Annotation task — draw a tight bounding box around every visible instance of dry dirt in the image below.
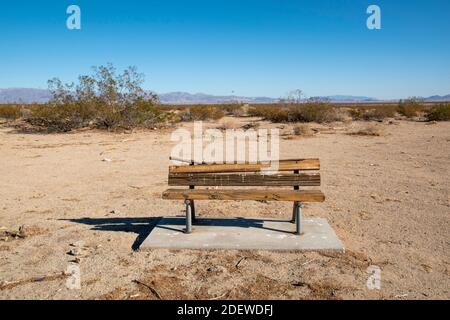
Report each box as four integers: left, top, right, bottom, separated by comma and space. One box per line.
0, 118, 449, 300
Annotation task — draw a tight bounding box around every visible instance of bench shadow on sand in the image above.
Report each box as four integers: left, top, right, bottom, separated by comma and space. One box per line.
62, 216, 293, 250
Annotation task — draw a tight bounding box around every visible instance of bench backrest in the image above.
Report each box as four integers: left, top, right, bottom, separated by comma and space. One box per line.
168, 159, 320, 187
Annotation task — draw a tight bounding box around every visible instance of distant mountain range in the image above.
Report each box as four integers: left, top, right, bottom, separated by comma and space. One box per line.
424, 94, 450, 102
1, 88, 449, 104
0, 88, 52, 103
310, 95, 380, 102
158, 92, 276, 104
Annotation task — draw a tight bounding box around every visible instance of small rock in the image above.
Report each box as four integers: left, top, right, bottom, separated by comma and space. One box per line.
421, 264, 433, 273
207, 266, 226, 273
70, 240, 85, 248
18, 225, 26, 238
102, 158, 112, 162
67, 247, 86, 256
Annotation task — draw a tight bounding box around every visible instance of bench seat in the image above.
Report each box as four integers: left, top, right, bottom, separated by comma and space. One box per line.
162, 188, 325, 202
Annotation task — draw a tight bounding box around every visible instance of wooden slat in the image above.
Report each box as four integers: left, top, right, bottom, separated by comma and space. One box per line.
169, 172, 320, 186
162, 189, 325, 202
169, 159, 320, 174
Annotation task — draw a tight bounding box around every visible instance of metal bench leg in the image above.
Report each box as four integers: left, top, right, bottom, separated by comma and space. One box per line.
191, 200, 196, 224
185, 200, 192, 234
291, 202, 296, 223
295, 201, 303, 235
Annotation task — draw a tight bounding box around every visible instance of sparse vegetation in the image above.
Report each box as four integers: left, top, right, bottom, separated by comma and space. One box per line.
215, 119, 239, 131
222, 104, 245, 117
426, 103, 450, 121
179, 105, 224, 121
349, 106, 396, 121
348, 124, 383, 136
397, 97, 424, 118
1, 88, 445, 132
0, 105, 22, 120
288, 100, 343, 123
24, 64, 170, 132
248, 100, 344, 123
293, 124, 313, 136
248, 105, 289, 122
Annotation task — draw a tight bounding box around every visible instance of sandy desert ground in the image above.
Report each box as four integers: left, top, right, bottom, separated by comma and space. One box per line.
0, 117, 449, 300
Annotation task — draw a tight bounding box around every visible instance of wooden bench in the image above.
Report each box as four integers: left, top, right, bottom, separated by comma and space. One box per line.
162, 158, 325, 235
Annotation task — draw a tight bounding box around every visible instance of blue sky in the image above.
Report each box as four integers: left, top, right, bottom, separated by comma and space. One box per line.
1, 0, 449, 99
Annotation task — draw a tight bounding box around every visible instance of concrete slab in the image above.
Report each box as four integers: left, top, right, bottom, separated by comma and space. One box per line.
140, 216, 343, 251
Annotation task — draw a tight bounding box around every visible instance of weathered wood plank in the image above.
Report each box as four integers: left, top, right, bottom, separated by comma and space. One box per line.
168, 172, 320, 187
169, 159, 320, 174
162, 189, 325, 202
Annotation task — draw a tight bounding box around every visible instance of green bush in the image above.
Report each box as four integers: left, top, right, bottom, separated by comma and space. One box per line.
426, 104, 450, 121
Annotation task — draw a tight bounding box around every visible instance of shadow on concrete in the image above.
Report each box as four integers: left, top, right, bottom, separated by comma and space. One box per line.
157, 217, 293, 234
62, 216, 294, 250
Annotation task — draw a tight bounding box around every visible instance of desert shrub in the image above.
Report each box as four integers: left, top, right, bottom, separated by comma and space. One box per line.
181, 105, 225, 121
426, 103, 450, 121
363, 109, 392, 121
293, 124, 312, 136
215, 119, 241, 131
0, 105, 22, 120
222, 104, 244, 117
25, 64, 167, 131
247, 105, 290, 122
177, 109, 192, 122
28, 102, 97, 132
261, 106, 290, 122
247, 101, 341, 123
397, 98, 424, 118
349, 106, 395, 121
348, 124, 383, 136
247, 105, 280, 118
348, 108, 364, 120
287, 101, 340, 123
96, 100, 169, 129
